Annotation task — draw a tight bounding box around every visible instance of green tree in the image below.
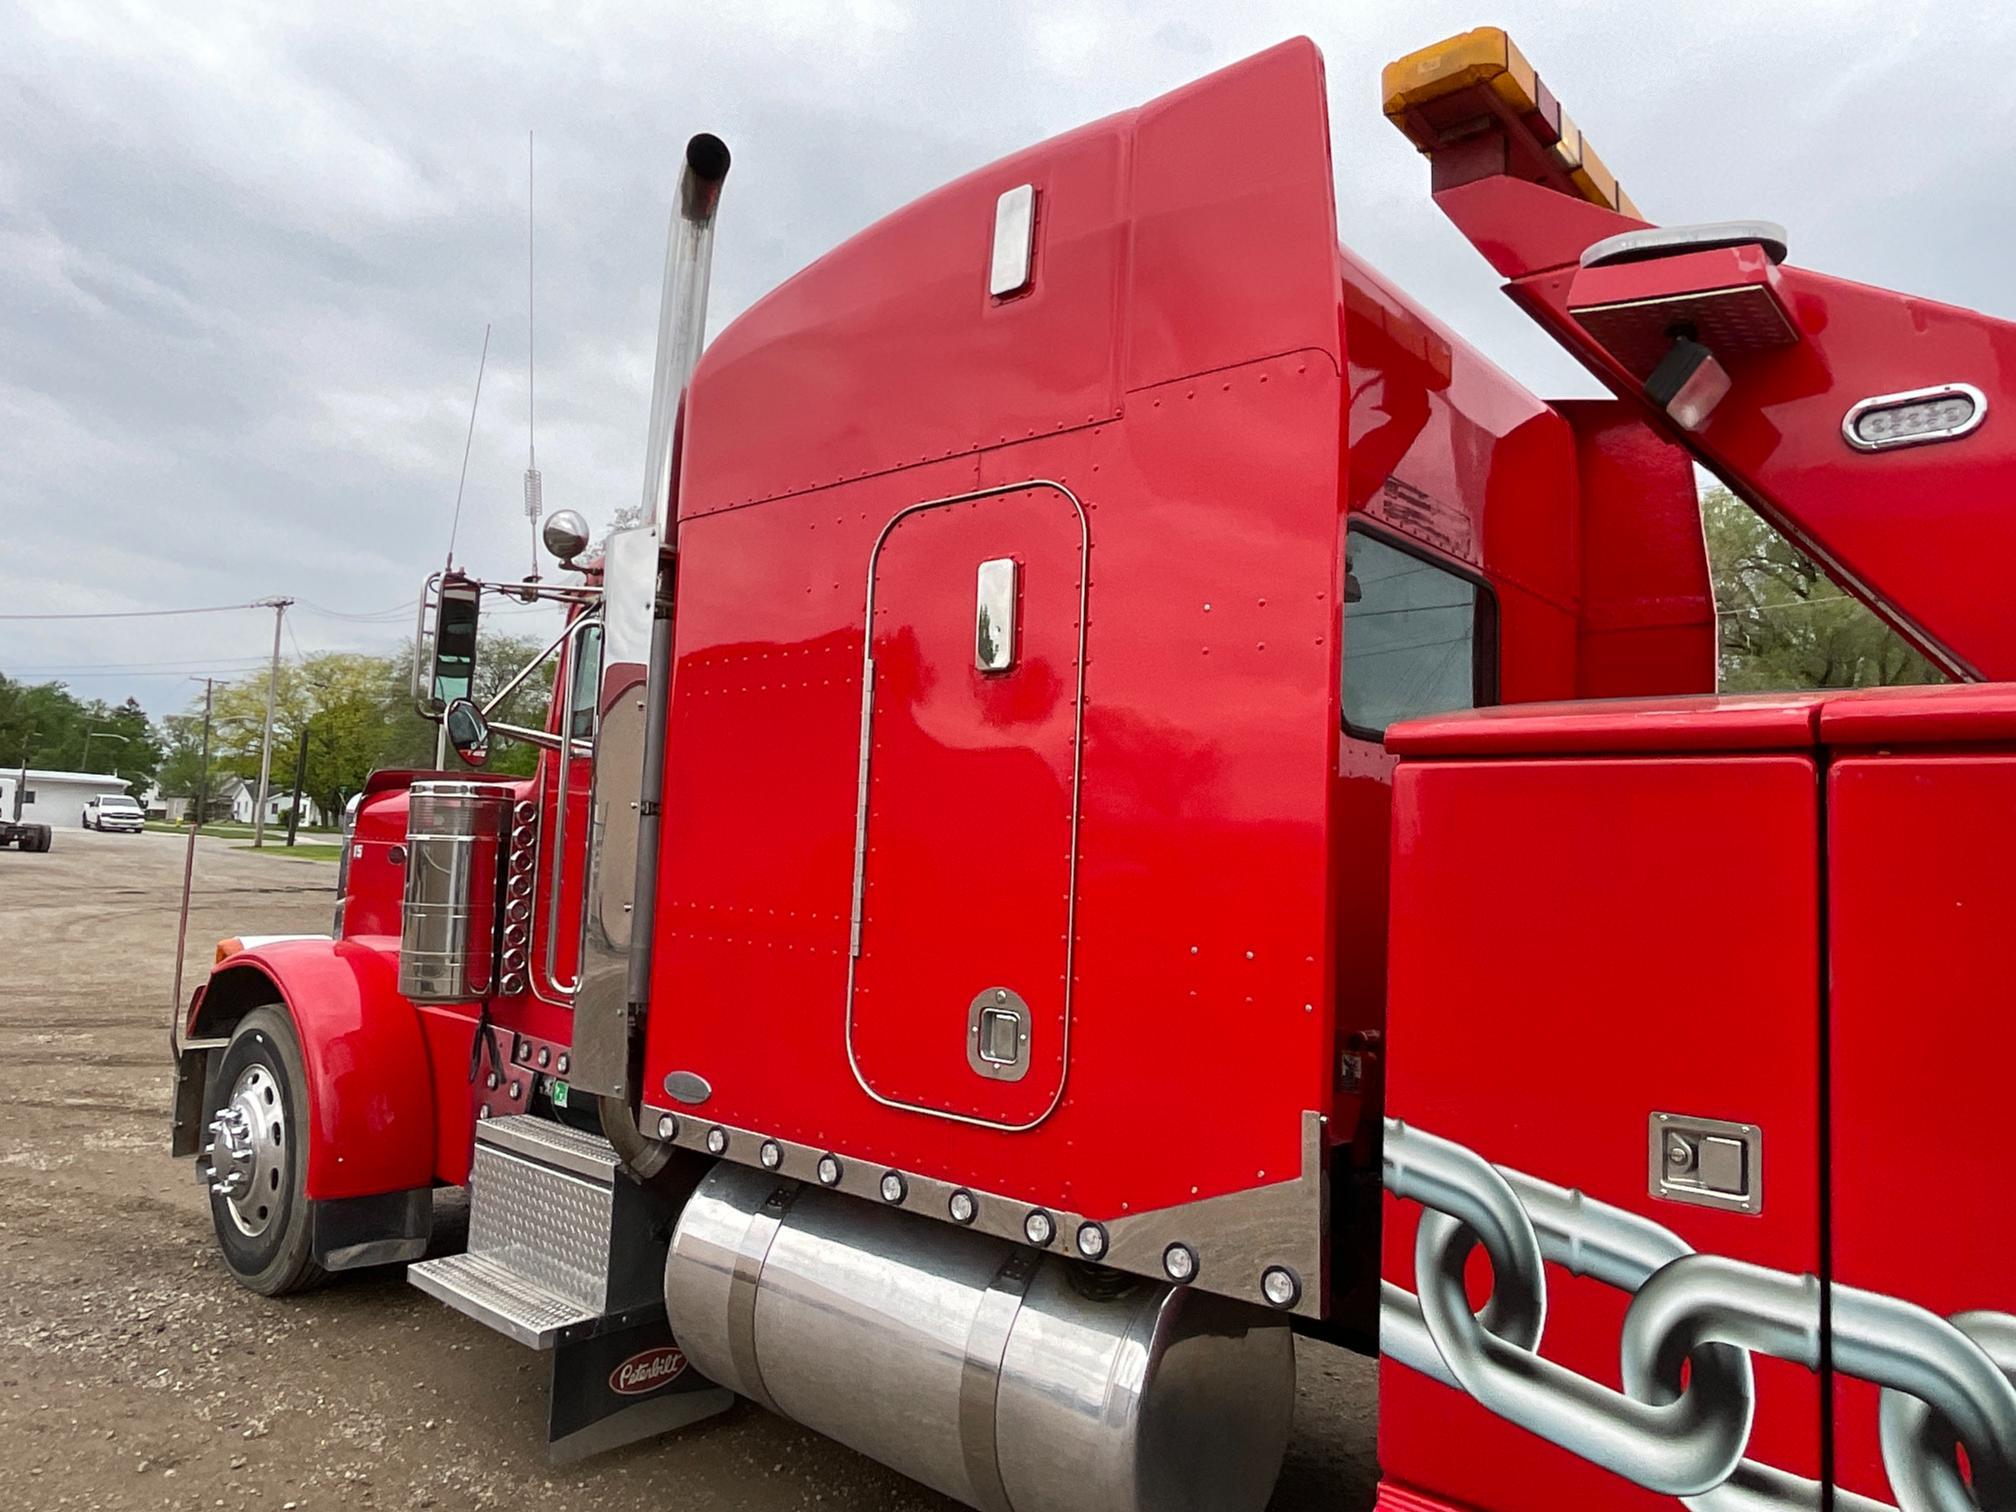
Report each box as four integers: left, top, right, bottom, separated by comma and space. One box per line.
190, 632, 557, 816
0, 677, 162, 790
1703, 486, 1942, 691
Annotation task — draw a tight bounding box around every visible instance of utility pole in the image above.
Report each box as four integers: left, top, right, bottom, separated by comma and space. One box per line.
251, 596, 293, 847
286, 719, 310, 847
170, 678, 214, 1037
12, 726, 31, 824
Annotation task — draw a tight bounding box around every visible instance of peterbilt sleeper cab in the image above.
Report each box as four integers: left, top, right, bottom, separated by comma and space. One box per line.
170, 28, 2016, 1512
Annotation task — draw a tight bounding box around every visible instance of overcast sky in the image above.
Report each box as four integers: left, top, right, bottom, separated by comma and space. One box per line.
6, 0, 2014, 720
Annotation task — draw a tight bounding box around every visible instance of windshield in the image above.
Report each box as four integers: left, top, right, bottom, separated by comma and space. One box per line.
101, 797, 140, 810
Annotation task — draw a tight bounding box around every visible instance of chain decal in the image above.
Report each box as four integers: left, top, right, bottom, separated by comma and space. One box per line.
1381, 1120, 2016, 1512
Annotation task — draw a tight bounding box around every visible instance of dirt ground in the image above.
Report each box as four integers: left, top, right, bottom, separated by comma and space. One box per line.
0, 828, 1380, 1510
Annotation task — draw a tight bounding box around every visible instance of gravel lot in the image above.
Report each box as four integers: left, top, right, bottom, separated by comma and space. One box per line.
0, 827, 1379, 1510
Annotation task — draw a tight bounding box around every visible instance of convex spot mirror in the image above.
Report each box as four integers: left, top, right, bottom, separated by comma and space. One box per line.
430, 578, 481, 714
444, 698, 490, 768
542, 509, 590, 567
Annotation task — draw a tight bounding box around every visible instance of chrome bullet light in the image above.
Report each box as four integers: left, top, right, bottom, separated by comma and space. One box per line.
760, 1140, 783, 1170
705, 1126, 728, 1155
1024, 1209, 1055, 1247
656, 1112, 678, 1140
1261, 1265, 1301, 1310
947, 1189, 977, 1225
816, 1153, 842, 1187
879, 1171, 908, 1205
1074, 1222, 1108, 1261
1163, 1243, 1199, 1283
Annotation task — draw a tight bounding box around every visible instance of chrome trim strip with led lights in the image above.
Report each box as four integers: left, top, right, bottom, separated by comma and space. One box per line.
1841, 382, 1987, 452
641, 1103, 1329, 1319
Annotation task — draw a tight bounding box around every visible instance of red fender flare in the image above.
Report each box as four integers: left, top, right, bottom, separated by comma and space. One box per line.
188, 940, 433, 1201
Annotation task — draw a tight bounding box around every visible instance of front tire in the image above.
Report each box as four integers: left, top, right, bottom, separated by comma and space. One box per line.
203, 1006, 324, 1296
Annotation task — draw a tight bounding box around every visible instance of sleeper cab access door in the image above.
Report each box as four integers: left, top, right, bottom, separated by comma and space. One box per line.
847, 482, 1088, 1129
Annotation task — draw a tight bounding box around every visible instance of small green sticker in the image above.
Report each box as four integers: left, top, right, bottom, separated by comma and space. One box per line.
550, 1080, 569, 1108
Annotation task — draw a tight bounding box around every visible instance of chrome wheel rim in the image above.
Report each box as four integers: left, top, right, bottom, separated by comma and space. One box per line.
207, 1064, 286, 1238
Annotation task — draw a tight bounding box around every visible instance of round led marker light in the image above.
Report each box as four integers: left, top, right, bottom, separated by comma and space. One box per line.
759, 1140, 783, 1170
1261, 1266, 1302, 1310
1074, 1222, 1108, 1261
655, 1113, 678, 1141
879, 1171, 908, 1205
948, 1189, 977, 1225
816, 1154, 842, 1187
705, 1126, 728, 1156
1024, 1209, 1056, 1247
1844, 384, 1985, 452
1163, 1244, 1198, 1283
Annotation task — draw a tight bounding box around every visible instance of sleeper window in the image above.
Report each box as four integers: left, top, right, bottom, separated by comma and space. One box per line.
1342, 530, 1493, 737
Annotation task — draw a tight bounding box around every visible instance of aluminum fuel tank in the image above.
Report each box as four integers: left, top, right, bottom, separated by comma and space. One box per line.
663, 1161, 1294, 1512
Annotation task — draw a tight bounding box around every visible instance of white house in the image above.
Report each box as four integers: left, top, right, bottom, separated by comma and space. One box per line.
218, 776, 324, 829
5, 769, 132, 829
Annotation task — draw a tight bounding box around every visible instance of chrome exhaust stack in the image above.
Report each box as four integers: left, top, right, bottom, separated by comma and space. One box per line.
572, 134, 731, 1103
665, 1163, 1296, 1512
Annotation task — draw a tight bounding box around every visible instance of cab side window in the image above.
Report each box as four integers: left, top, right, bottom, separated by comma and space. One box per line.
1342, 528, 1496, 738
567, 623, 604, 742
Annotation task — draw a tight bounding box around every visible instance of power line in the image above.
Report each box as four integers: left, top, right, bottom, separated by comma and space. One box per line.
0, 602, 265, 621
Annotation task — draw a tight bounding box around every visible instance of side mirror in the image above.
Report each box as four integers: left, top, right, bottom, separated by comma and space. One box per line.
429, 577, 481, 713
443, 698, 491, 767
542, 509, 591, 567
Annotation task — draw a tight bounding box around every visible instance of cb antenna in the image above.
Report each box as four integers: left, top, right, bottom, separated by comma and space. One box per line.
523, 129, 543, 586
445, 321, 491, 572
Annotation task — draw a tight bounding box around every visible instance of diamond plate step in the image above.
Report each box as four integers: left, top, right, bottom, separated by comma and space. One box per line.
409, 1115, 674, 1351
478, 1114, 623, 1182
409, 1250, 599, 1349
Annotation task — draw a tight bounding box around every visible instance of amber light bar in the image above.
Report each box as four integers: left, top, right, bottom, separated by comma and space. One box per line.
1382, 27, 1642, 220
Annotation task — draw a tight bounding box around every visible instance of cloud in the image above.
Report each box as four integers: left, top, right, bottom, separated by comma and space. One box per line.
4, 0, 2013, 715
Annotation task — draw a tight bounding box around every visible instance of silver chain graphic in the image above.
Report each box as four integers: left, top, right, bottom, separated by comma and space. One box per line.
1381, 1119, 2016, 1512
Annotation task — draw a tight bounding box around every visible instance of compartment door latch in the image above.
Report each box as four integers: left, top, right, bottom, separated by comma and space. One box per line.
1650, 1112, 1761, 1214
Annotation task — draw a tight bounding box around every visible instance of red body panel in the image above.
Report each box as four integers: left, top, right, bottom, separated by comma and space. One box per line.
1826, 687, 2016, 1504
1381, 742, 1824, 1509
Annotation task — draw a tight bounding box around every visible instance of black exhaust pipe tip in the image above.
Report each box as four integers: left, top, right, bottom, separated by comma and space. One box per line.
686, 132, 731, 185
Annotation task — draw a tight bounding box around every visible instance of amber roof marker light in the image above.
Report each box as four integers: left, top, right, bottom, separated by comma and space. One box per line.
1382, 27, 1642, 219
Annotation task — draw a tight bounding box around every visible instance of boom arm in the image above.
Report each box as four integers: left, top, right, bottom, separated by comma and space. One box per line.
1386, 28, 2016, 681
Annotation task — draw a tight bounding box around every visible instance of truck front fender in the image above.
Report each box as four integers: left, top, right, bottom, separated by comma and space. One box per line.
186, 939, 434, 1202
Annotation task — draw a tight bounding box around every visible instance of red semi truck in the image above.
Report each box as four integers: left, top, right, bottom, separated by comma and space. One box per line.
169, 29, 2016, 1511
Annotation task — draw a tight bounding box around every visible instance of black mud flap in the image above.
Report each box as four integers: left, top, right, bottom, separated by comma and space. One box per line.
548, 1312, 734, 1464
311, 1188, 432, 1271
169, 1046, 212, 1159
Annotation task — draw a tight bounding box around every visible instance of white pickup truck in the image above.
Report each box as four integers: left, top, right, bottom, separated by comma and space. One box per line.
82, 793, 144, 832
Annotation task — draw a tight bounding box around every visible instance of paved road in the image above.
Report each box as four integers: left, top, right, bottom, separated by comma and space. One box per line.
0, 828, 1380, 1510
